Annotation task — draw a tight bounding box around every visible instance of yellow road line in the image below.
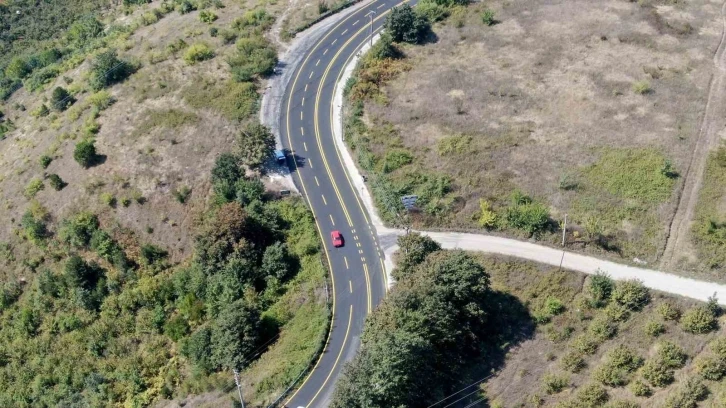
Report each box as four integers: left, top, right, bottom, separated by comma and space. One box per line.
281, 2, 380, 403
329, 214, 335, 226
322, 194, 327, 205
344, 256, 349, 269
349, 280, 353, 293
363, 263, 372, 313
307, 306, 353, 407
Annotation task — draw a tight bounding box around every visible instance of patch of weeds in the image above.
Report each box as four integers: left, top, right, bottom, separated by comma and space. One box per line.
382, 149, 413, 173
135, 109, 199, 134
681, 305, 717, 334
437, 134, 472, 156
24, 179, 45, 199
181, 78, 258, 122
561, 350, 586, 372
632, 80, 651, 94
593, 345, 643, 387
657, 302, 681, 321
541, 373, 569, 394
183, 43, 215, 65
100, 192, 116, 207
481, 9, 496, 26
173, 186, 192, 204
692, 146, 726, 268
39, 155, 52, 169
47, 174, 65, 191
644, 320, 665, 337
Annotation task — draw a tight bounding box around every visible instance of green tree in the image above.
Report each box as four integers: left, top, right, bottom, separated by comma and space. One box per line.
228, 36, 277, 82
73, 139, 98, 168
236, 123, 275, 169
182, 326, 214, 372
392, 232, 441, 281
588, 271, 614, 307
611, 279, 650, 311
210, 299, 261, 370
88, 49, 133, 91
67, 16, 104, 45
261, 242, 291, 281
235, 177, 265, 206
50, 86, 74, 111
386, 5, 430, 44
5, 57, 31, 80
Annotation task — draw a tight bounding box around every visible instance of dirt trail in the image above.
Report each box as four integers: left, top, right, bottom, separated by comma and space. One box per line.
661, 0, 726, 268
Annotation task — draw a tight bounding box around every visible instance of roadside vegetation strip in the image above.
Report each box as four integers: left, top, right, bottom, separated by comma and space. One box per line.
692, 146, 726, 272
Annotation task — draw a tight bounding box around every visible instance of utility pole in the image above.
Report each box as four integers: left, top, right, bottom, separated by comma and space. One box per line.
561, 214, 567, 247
366, 10, 376, 46
233, 369, 245, 408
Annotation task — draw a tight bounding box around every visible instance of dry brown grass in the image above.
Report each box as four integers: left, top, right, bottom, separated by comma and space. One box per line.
362, 0, 722, 267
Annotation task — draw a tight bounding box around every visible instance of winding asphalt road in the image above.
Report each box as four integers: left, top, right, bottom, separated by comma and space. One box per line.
278, 1, 407, 406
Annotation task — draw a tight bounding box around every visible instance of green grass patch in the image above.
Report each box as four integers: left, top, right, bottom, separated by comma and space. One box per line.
692, 146, 726, 268
181, 78, 258, 122
133, 109, 200, 136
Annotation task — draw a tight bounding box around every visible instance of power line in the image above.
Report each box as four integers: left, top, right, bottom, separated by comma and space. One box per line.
462, 396, 487, 408
426, 372, 497, 408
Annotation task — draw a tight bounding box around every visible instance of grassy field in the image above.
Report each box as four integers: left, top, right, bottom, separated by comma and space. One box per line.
690, 146, 726, 279
347, 0, 722, 267
475, 254, 726, 407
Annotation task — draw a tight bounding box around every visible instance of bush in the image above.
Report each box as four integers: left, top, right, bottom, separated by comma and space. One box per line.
39, 155, 52, 169
695, 355, 726, 380
24, 179, 45, 198
417, 0, 450, 22
573, 383, 609, 407
588, 315, 617, 342
604, 303, 630, 322
573, 334, 599, 355
382, 149, 413, 173
173, 186, 192, 204
656, 341, 687, 368
184, 43, 215, 65
644, 320, 665, 337
605, 401, 639, 408
561, 350, 586, 373
478, 199, 497, 228
50, 86, 74, 111
199, 10, 218, 23
31, 104, 50, 118
657, 302, 681, 321
386, 4, 430, 44
5, 57, 32, 80
100, 192, 116, 207
632, 80, 651, 95
542, 373, 569, 394
588, 271, 614, 307
663, 377, 708, 408
87, 90, 115, 110
611, 279, 649, 311
629, 378, 651, 397
89, 49, 134, 91
681, 305, 717, 334
228, 36, 277, 81
641, 359, 674, 387
481, 9, 496, 26
74, 139, 98, 168
67, 16, 104, 45
710, 337, 726, 358
47, 174, 65, 190
176, 0, 197, 13
503, 191, 550, 236
594, 345, 643, 387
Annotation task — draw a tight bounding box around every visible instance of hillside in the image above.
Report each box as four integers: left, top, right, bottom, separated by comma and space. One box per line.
0, 0, 344, 406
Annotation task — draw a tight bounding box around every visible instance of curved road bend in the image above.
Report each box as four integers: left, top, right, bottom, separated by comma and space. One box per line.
279, 1, 408, 407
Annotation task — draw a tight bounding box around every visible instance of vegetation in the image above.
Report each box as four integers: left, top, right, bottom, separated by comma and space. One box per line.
386, 4, 431, 44
183, 43, 215, 65
693, 146, 726, 269
236, 123, 276, 169
88, 49, 135, 91
73, 139, 99, 168
47, 174, 66, 191
50, 86, 74, 111
228, 36, 278, 81
331, 236, 518, 407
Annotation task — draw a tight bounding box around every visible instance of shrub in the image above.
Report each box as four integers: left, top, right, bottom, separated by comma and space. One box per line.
89, 49, 134, 91
695, 355, 726, 380
632, 80, 651, 95
641, 359, 674, 387
503, 191, 550, 236
710, 338, 726, 358
22, 211, 49, 244
588, 271, 614, 307
86, 90, 114, 110
100, 193, 116, 207
386, 4, 430, 44
573, 334, 599, 355
588, 315, 617, 342
605, 401, 639, 408
74, 140, 98, 168
629, 378, 651, 397
31, 104, 50, 118
67, 16, 104, 45
184, 43, 215, 65
176, 0, 197, 13
542, 373, 569, 394
24, 179, 45, 198
573, 383, 609, 407
663, 377, 708, 408
594, 345, 643, 387
5, 57, 32, 80
561, 350, 586, 372
39, 155, 52, 169
50, 87, 74, 111
199, 10, 218, 23
121, 197, 131, 207
382, 149, 413, 173
173, 186, 192, 204
611, 279, 649, 311
657, 302, 681, 321
681, 305, 717, 334
228, 36, 277, 81
478, 199, 497, 228
47, 174, 65, 190
481, 9, 496, 26
417, 0, 450, 22
656, 341, 687, 368
644, 320, 665, 337
236, 123, 275, 169
604, 303, 630, 322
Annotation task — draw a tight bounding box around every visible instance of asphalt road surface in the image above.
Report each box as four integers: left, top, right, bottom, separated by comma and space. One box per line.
278, 1, 408, 406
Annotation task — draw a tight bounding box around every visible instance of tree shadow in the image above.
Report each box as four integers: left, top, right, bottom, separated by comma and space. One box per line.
87, 154, 107, 168
445, 290, 535, 407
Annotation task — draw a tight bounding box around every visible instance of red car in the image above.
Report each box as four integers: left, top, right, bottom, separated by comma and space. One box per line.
331, 230, 344, 247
